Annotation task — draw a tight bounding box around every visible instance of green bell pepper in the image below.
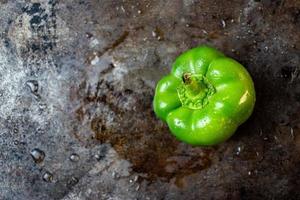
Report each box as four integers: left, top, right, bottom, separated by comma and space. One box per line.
153, 45, 255, 146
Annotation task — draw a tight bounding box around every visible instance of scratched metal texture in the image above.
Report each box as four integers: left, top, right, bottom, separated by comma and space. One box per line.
0, 0, 299, 199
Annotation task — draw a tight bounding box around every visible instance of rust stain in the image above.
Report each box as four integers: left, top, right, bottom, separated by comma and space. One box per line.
73, 79, 214, 185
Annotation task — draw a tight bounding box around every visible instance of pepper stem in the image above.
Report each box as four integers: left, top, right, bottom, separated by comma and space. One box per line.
183, 73, 206, 96
177, 73, 215, 109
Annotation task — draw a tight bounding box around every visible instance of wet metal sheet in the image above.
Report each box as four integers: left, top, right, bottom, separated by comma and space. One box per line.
0, 0, 300, 199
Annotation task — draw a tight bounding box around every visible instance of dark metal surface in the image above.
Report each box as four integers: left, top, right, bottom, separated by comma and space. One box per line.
0, 0, 299, 199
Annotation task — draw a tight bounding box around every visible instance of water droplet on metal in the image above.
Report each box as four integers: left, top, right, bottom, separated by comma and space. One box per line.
69, 153, 80, 162
112, 171, 119, 179
94, 146, 107, 161
86, 32, 93, 39
120, 5, 126, 13
135, 185, 140, 191
152, 27, 164, 41
94, 150, 106, 161
94, 154, 102, 161
38, 103, 47, 111
290, 127, 294, 140
91, 55, 100, 65
26, 80, 39, 94
30, 148, 45, 163
202, 29, 208, 35
67, 177, 79, 187
42, 171, 53, 182
86, 188, 92, 195
221, 19, 226, 28
236, 146, 242, 155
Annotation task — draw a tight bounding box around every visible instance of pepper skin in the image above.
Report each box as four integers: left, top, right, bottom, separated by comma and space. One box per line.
153, 45, 256, 146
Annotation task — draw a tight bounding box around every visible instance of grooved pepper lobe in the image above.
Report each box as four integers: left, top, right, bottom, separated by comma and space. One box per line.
153, 45, 256, 146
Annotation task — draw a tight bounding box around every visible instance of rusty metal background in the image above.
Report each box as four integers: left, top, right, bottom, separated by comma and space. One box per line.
0, 0, 299, 199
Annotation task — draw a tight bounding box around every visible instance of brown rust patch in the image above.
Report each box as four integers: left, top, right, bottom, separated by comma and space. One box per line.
90, 117, 213, 184
74, 79, 214, 183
